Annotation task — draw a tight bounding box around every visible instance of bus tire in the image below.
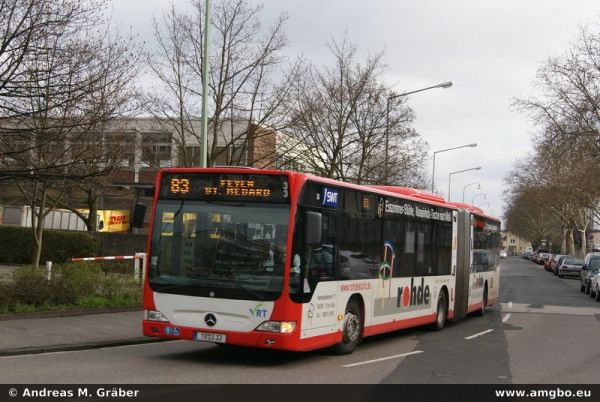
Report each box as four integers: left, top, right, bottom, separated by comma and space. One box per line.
430, 290, 447, 331
476, 285, 488, 316
335, 299, 362, 355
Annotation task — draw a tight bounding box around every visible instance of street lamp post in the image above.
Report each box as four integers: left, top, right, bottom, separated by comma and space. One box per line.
385, 81, 453, 184
448, 166, 481, 202
432, 143, 477, 193
462, 181, 480, 203
472, 193, 486, 205
199, 0, 210, 168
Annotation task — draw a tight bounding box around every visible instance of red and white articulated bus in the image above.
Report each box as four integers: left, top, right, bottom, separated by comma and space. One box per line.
142, 168, 501, 354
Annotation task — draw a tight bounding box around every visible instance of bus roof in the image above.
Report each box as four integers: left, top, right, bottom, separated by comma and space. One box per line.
156, 167, 500, 221
447, 201, 500, 223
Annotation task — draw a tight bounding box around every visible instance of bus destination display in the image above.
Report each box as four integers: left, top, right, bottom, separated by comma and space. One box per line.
160, 173, 289, 202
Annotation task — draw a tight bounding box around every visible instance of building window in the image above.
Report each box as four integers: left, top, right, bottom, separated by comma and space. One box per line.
178, 146, 200, 167
141, 132, 172, 168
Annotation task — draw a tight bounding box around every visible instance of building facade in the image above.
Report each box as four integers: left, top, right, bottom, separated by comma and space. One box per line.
501, 230, 532, 256
1, 117, 306, 231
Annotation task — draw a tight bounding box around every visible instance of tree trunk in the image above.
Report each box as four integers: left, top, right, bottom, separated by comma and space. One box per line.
31, 186, 48, 268
568, 229, 575, 256
88, 189, 98, 232
561, 226, 568, 254
578, 228, 587, 258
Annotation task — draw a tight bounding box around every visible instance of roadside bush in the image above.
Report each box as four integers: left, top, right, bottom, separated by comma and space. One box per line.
0, 281, 14, 312
0, 227, 31, 263
59, 262, 103, 298
42, 230, 100, 263
0, 226, 101, 264
0, 262, 141, 314
47, 275, 76, 305
99, 274, 142, 303
10, 265, 50, 306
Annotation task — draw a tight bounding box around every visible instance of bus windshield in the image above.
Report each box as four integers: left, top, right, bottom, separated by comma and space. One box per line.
148, 200, 290, 300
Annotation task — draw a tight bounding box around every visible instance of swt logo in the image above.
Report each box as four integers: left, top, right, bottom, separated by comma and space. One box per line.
249, 304, 268, 318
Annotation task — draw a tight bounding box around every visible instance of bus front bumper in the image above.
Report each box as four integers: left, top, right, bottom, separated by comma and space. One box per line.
142, 320, 304, 351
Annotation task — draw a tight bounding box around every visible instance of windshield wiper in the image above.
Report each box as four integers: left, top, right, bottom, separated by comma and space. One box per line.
206, 200, 245, 207
228, 275, 265, 300
151, 283, 202, 292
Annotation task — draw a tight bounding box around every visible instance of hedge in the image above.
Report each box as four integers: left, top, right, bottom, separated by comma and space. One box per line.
0, 226, 101, 264
0, 263, 142, 314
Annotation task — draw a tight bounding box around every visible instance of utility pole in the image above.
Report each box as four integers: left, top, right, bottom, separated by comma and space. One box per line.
199, 0, 210, 167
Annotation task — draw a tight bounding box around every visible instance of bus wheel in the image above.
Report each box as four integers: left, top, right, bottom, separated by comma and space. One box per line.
476, 285, 488, 316
430, 290, 447, 331
335, 299, 362, 355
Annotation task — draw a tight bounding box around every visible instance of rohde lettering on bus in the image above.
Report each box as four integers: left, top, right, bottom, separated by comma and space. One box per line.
322, 187, 339, 207
397, 278, 431, 309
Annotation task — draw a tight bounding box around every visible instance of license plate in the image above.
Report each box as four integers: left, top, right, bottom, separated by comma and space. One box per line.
194, 331, 227, 343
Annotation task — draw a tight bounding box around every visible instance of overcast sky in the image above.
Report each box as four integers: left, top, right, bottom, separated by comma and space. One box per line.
113, 0, 600, 223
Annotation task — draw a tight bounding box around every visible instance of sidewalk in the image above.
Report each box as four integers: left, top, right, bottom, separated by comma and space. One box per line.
0, 309, 167, 356
0, 263, 19, 277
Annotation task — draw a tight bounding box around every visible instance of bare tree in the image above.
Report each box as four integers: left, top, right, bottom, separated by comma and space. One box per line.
145, 0, 302, 168
286, 34, 428, 186
0, 0, 83, 112
508, 23, 600, 255
504, 184, 560, 250
1, 0, 142, 264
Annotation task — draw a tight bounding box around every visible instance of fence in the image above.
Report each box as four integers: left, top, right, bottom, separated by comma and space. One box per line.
43, 253, 147, 282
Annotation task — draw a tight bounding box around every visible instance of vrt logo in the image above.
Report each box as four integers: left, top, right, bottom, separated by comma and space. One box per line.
250, 303, 268, 318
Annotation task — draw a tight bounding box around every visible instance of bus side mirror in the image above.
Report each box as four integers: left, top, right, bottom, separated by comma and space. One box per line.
304, 211, 322, 246
132, 203, 147, 228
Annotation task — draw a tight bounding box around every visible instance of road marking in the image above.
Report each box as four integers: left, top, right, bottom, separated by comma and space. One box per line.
499, 302, 600, 316
502, 313, 511, 323
342, 350, 424, 368
464, 329, 494, 340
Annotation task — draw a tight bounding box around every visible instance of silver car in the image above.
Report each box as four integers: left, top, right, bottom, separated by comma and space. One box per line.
557, 258, 583, 278
589, 271, 600, 301
581, 254, 600, 294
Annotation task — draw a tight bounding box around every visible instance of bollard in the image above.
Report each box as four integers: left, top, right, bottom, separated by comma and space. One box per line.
46, 261, 52, 281
134, 256, 140, 283
134, 252, 146, 283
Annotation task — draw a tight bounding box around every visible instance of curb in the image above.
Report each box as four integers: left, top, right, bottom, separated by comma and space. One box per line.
0, 337, 173, 357
0, 307, 142, 321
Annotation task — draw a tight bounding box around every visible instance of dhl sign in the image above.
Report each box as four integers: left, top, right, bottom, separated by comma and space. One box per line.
77, 209, 131, 232
99, 210, 130, 232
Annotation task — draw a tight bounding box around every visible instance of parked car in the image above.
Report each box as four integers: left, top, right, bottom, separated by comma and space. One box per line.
580, 253, 600, 294
557, 257, 583, 278
500, 250, 507, 259
522, 251, 533, 260
552, 255, 569, 275
533, 249, 550, 264
589, 270, 600, 300
544, 254, 555, 271
538, 252, 551, 266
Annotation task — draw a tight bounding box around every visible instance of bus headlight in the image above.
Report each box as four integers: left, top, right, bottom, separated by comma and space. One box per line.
145, 309, 169, 322
256, 321, 296, 334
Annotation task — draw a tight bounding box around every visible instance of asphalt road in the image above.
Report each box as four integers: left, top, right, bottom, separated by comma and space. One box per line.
2, 257, 599, 384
